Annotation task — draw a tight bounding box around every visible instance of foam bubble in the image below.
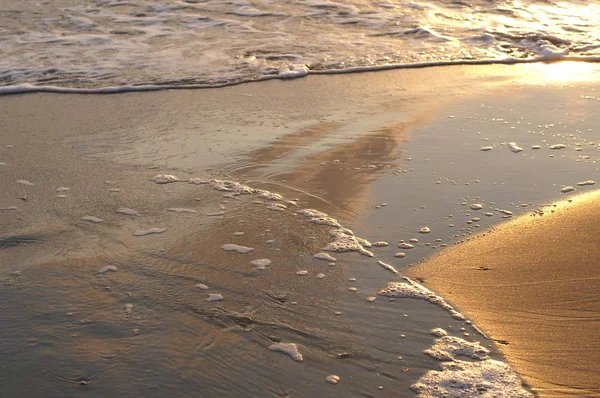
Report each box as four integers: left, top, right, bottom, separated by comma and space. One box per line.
221, 244, 255, 254
268, 343, 303, 362
56, 187, 70, 192
206, 293, 224, 302
97, 265, 118, 274
577, 180, 596, 186
379, 279, 465, 320
125, 303, 133, 315
480, 146, 493, 151
81, 216, 104, 223
372, 241, 389, 247
419, 227, 431, 234
195, 283, 209, 290
107, 188, 121, 192
167, 208, 197, 213
15, 179, 34, 186
314, 252, 337, 261
267, 203, 287, 212
561, 186, 575, 193
134, 227, 167, 236
470, 204, 483, 210
209, 180, 254, 196
151, 174, 181, 184
255, 190, 284, 201
365, 296, 377, 302
326, 375, 340, 384
316, 273, 326, 279
398, 243, 415, 249
507, 142, 523, 153
550, 144, 566, 149
297, 209, 341, 227
324, 229, 374, 257
430, 328, 448, 337
187, 178, 210, 185
296, 270, 308, 276
425, 335, 490, 361
531, 145, 541, 149
394, 252, 406, 258
412, 359, 533, 397
116, 208, 138, 216
232, 232, 245, 236
377, 261, 399, 275
250, 258, 272, 269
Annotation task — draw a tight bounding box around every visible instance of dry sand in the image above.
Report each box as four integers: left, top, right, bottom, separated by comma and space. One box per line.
405, 192, 600, 397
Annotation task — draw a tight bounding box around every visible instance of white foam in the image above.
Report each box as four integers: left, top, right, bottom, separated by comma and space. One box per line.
430, 328, 448, 337
250, 258, 272, 269
371, 241, 389, 247
15, 179, 34, 186
221, 244, 255, 254
425, 335, 490, 361
419, 227, 431, 234
297, 208, 342, 228
296, 270, 308, 276
577, 180, 596, 186
377, 261, 399, 275
316, 273, 326, 279
81, 216, 104, 223
313, 252, 337, 262
267, 203, 287, 212
561, 186, 575, 193
412, 359, 533, 397
550, 144, 566, 149
508, 142, 523, 153
108, 188, 121, 192
151, 174, 181, 184
470, 204, 483, 210
379, 279, 465, 320
97, 265, 118, 274
325, 375, 340, 384
398, 243, 415, 249
134, 227, 167, 236
394, 252, 406, 258
324, 228, 373, 257
206, 293, 224, 302
56, 186, 70, 192
116, 207, 138, 216
195, 283, 209, 290
480, 146, 493, 151
268, 342, 303, 362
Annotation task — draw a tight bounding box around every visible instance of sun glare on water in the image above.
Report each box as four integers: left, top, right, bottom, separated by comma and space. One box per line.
518, 62, 600, 85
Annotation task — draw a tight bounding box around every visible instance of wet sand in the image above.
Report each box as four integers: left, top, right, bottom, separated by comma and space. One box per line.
2, 63, 600, 397
404, 192, 600, 397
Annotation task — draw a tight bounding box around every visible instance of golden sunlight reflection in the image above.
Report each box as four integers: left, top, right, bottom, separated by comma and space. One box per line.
517, 62, 600, 85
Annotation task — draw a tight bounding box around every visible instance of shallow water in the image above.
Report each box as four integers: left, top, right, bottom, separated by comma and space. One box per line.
1, 64, 600, 396
1, 0, 600, 91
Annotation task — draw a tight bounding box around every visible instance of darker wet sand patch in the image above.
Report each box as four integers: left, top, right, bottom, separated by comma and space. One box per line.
404, 191, 600, 397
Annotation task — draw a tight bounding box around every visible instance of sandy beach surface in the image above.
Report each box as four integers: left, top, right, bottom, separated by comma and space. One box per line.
1, 63, 600, 397
404, 191, 600, 397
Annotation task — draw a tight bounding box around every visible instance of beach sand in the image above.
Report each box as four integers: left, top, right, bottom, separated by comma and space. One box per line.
404, 192, 600, 397
1, 63, 600, 396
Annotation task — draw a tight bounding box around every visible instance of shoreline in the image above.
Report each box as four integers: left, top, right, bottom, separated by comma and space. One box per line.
1, 56, 600, 96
